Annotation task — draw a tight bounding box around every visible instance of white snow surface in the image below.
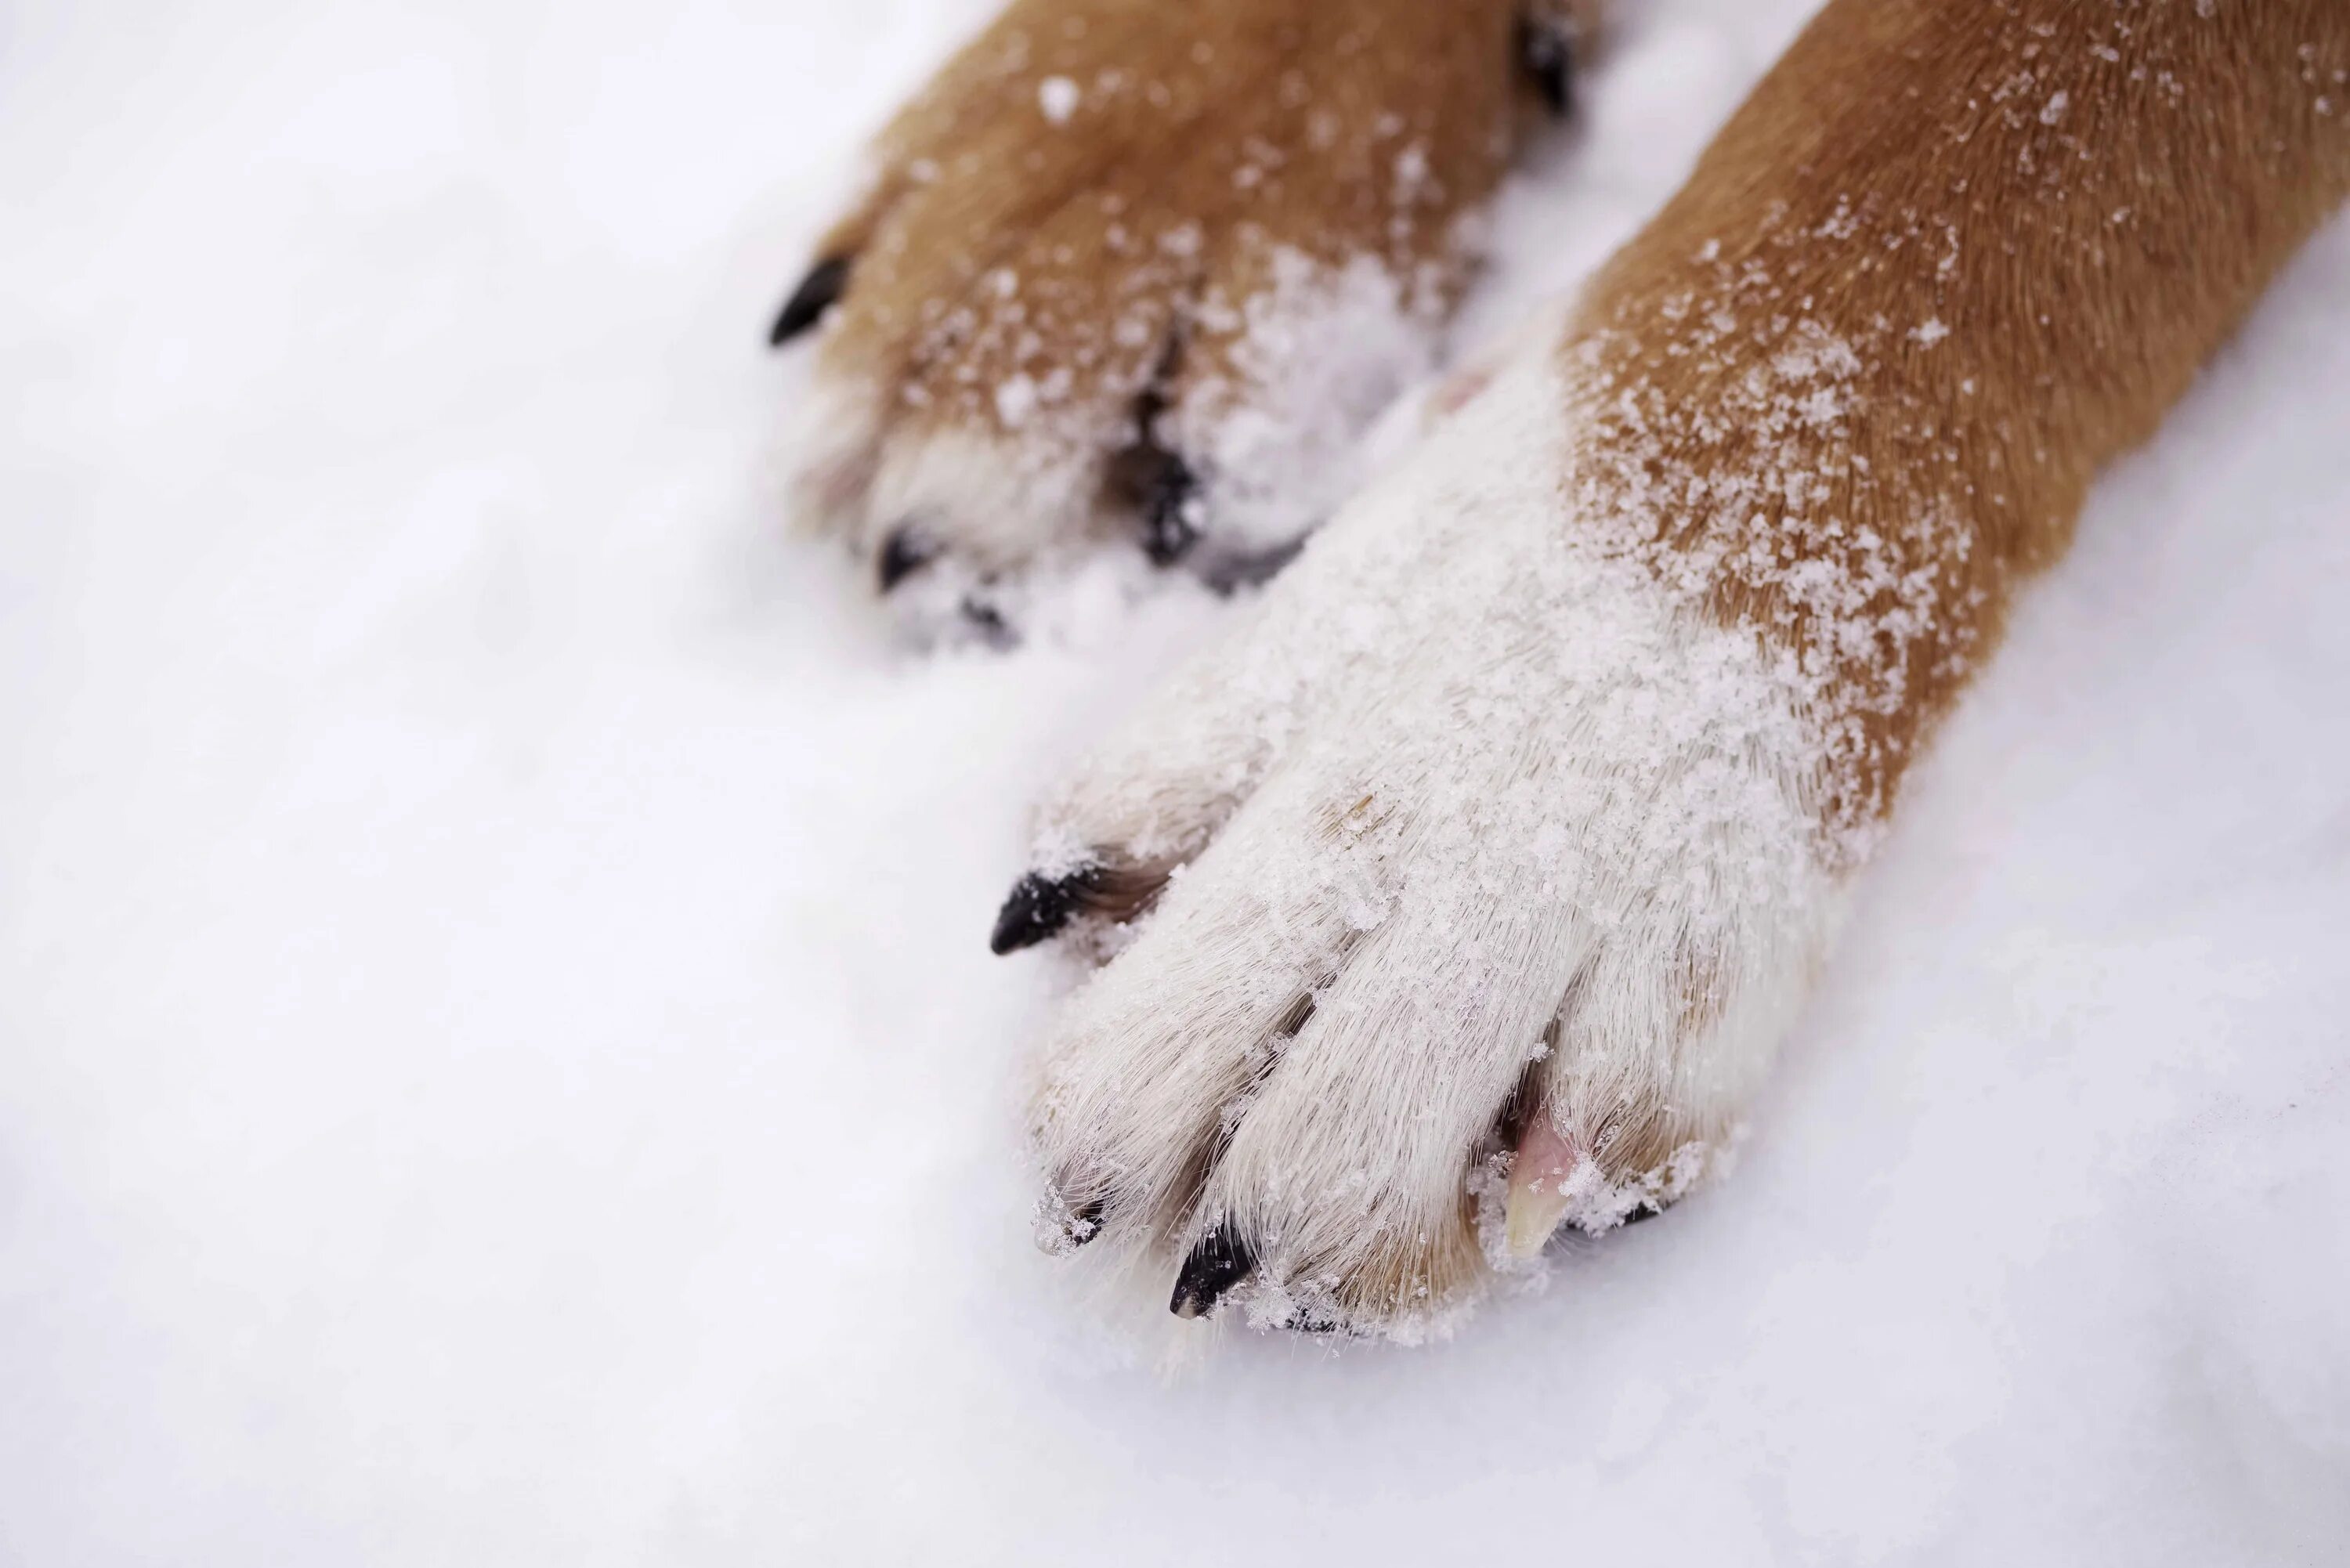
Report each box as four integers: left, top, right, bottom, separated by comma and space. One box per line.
5, 0, 2348, 1562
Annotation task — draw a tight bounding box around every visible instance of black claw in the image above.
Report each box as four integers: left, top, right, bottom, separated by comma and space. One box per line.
877, 526, 935, 592
1037, 1190, 1111, 1253
1138, 450, 1200, 566
989, 866, 1102, 956
959, 594, 1016, 649
1517, 16, 1577, 117
1170, 1224, 1254, 1320
769, 255, 851, 347
1108, 376, 1204, 569
1200, 537, 1305, 595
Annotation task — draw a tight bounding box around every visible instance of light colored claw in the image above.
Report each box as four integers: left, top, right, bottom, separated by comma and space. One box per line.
1504, 1106, 1580, 1261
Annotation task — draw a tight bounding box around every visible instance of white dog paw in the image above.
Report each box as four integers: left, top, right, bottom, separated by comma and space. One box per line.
1002, 343, 1850, 1339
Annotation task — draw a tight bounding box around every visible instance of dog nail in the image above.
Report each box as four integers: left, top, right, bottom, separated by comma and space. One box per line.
1201, 537, 1305, 594
877, 526, 935, 591
1504, 1176, 1574, 1260
1505, 1106, 1580, 1259
1170, 1224, 1253, 1319
1517, 18, 1576, 117
1138, 450, 1200, 566
959, 595, 1014, 648
990, 867, 1099, 955
769, 255, 851, 347
1036, 1193, 1108, 1254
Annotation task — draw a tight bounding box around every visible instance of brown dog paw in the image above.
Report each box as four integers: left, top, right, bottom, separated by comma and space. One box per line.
772, 0, 1579, 623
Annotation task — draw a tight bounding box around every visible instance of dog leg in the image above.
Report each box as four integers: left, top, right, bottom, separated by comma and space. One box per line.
1010, 0, 2350, 1338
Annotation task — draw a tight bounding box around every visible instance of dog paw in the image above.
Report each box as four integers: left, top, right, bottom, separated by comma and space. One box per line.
1001, 336, 1858, 1341
772, 0, 1587, 625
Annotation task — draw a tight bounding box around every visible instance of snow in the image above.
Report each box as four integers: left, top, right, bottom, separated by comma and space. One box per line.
1038, 74, 1081, 126
3, 0, 2346, 1562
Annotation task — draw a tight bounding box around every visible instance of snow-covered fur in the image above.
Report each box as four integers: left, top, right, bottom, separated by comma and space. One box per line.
779, 0, 2350, 1339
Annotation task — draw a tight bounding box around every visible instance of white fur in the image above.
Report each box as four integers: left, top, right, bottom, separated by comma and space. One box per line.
1024, 339, 1847, 1339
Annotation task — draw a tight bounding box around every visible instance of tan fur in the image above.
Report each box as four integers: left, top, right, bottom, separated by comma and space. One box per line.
1524, 0, 2350, 1209
1564, 0, 2350, 842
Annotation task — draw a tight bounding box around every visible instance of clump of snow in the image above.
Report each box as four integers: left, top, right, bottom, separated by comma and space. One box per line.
1036, 74, 1079, 125
992, 370, 1038, 427
1166, 244, 1456, 555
